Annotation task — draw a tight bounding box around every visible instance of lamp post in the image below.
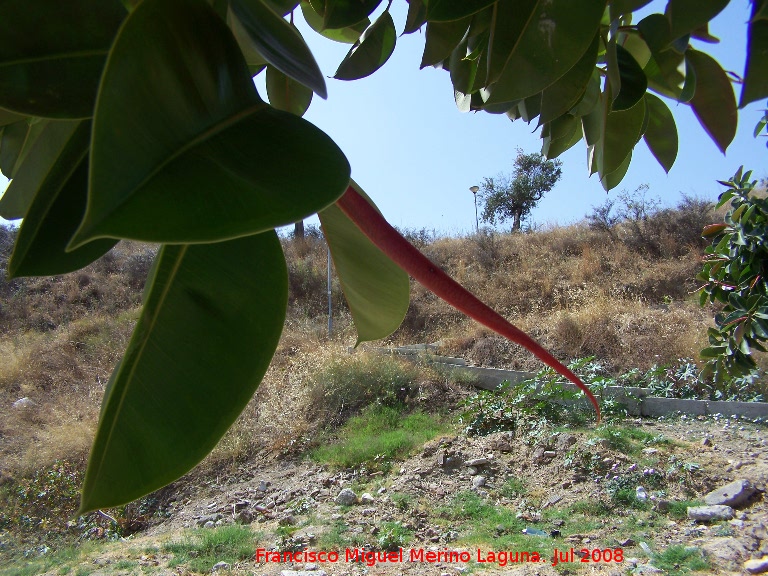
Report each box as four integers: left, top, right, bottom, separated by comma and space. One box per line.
469, 185, 479, 232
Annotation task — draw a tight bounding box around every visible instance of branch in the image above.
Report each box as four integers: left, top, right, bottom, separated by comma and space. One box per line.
336, 185, 601, 422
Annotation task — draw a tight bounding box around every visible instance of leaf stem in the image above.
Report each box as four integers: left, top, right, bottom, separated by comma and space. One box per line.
336, 185, 601, 421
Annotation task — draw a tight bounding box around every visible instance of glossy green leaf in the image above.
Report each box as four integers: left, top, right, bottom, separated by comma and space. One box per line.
318, 183, 409, 345
300, 1, 368, 44
421, 18, 471, 68
666, 0, 728, 42
403, 0, 427, 34
610, 0, 652, 18
0, 107, 25, 127
80, 232, 287, 511
643, 93, 678, 173
9, 157, 118, 279
638, 13, 671, 52
485, 0, 538, 85
687, 49, 737, 153
570, 69, 601, 116
231, 0, 327, 97
73, 0, 350, 246
334, 11, 396, 80
426, 0, 496, 23
485, 0, 606, 104
263, 0, 300, 15
0, 121, 86, 220
540, 35, 598, 125
613, 44, 648, 111
0, 0, 126, 118
596, 95, 645, 178
449, 39, 478, 94
581, 94, 603, 146
600, 150, 632, 191
541, 114, 580, 159
227, 9, 269, 69
0, 119, 48, 179
517, 94, 541, 124
323, 0, 382, 29
622, 31, 652, 68
741, 2, 768, 107
266, 65, 313, 116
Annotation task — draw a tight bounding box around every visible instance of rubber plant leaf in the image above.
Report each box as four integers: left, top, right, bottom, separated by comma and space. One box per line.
0, 119, 49, 180
334, 11, 396, 81
643, 93, 678, 173
266, 65, 313, 116
485, 0, 606, 104
740, 0, 768, 107
666, 0, 728, 42
231, 0, 327, 97
8, 154, 118, 278
0, 120, 89, 221
426, 0, 497, 23
0, 0, 126, 118
335, 185, 601, 420
323, 0, 382, 30
300, 1, 368, 44
421, 18, 471, 68
318, 181, 409, 345
686, 48, 737, 153
539, 34, 598, 125
71, 0, 350, 246
80, 231, 287, 512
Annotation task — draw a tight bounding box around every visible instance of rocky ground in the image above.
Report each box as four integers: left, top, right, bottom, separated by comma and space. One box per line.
49, 414, 767, 576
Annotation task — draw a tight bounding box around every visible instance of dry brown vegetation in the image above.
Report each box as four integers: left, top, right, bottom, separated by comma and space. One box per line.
0, 199, 755, 493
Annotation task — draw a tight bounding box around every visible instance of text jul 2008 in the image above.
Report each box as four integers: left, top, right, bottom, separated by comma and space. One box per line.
254, 547, 625, 567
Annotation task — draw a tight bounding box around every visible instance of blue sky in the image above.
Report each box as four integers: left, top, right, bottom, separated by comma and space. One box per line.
1, 1, 765, 235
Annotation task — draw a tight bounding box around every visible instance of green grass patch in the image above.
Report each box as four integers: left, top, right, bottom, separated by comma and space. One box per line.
567, 498, 613, 517
390, 492, 413, 511
376, 521, 412, 551
499, 476, 527, 499
162, 525, 255, 573
0, 543, 99, 576
653, 545, 709, 573
317, 521, 366, 551
311, 404, 446, 470
592, 425, 670, 455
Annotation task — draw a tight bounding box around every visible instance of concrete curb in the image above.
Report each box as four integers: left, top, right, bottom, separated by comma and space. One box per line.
376, 346, 768, 419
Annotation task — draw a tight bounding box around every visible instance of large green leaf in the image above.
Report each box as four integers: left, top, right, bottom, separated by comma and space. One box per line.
334, 11, 396, 80
266, 66, 313, 116
227, 9, 269, 69
610, 0, 653, 18
231, 0, 327, 97
421, 18, 471, 68
643, 93, 678, 173
687, 49, 737, 153
449, 38, 478, 95
596, 95, 646, 178
403, 0, 427, 34
666, 0, 728, 42
570, 69, 601, 116
72, 0, 349, 246
300, 1, 368, 44
426, 0, 496, 22
0, 0, 126, 118
485, 0, 606, 104
323, 0, 382, 29
318, 182, 409, 344
741, 1, 768, 107
485, 0, 539, 86
0, 107, 25, 127
541, 113, 580, 159
613, 44, 648, 111
8, 156, 118, 278
600, 150, 632, 191
0, 121, 86, 220
0, 119, 48, 180
80, 232, 287, 511
539, 35, 598, 125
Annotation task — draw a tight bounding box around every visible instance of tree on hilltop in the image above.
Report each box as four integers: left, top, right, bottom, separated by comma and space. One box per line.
480, 151, 562, 232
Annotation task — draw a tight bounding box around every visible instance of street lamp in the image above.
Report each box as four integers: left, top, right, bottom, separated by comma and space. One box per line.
469, 185, 479, 232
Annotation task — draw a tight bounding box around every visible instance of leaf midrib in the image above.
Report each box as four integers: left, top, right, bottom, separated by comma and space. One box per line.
0, 49, 108, 67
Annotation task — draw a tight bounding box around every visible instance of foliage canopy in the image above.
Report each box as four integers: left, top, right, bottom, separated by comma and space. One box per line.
0, 0, 766, 511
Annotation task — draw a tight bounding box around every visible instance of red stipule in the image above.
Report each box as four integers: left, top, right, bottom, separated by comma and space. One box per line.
335, 184, 601, 422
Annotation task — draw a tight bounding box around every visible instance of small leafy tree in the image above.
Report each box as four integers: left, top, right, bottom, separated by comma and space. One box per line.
699, 167, 768, 382
480, 151, 562, 231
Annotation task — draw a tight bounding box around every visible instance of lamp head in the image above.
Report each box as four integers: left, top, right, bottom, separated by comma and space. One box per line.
469, 186, 479, 194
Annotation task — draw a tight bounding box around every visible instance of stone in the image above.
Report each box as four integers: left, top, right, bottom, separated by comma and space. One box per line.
472, 476, 486, 488
360, 493, 375, 504
632, 565, 663, 574
258, 480, 269, 492
619, 538, 636, 547
653, 499, 671, 512
687, 505, 734, 521
746, 557, 768, 574
555, 433, 577, 452
335, 488, 358, 506
280, 571, 327, 576
466, 466, 478, 476
465, 458, 490, 467
701, 537, 748, 569
704, 479, 757, 508
211, 561, 230, 572
12, 397, 36, 409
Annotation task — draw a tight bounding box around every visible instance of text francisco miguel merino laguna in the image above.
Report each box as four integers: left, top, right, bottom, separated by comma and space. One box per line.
255, 547, 623, 567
